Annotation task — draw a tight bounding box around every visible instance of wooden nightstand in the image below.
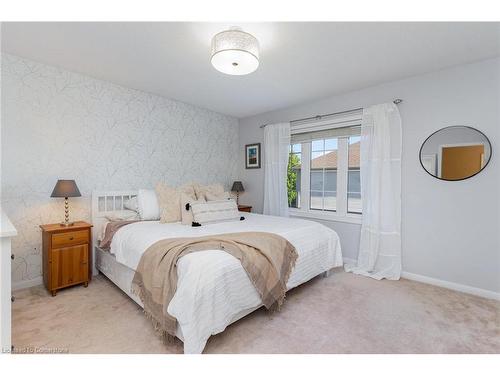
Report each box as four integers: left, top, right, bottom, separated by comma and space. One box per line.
40, 221, 93, 296
238, 205, 252, 213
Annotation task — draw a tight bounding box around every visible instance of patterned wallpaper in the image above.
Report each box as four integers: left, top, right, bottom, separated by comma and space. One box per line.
1, 54, 240, 286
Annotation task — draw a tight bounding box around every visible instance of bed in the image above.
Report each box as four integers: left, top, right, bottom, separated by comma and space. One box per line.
91, 190, 343, 354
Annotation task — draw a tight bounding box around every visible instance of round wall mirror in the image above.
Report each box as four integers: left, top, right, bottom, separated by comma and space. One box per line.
420, 126, 491, 181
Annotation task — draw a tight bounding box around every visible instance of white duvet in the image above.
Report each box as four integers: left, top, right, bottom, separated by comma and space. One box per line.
109, 213, 342, 354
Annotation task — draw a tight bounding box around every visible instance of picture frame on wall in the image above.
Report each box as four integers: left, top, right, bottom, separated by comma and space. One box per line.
245, 143, 261, 169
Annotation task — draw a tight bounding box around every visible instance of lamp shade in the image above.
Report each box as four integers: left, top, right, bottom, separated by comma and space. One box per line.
211, 27, 259, 75
50, 180, 81, 198
231, 181, 245, 192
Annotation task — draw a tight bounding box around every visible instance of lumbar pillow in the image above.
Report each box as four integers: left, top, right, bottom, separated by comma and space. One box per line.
190, 199, 240, 225
137, 189, 160, 220
205, 191, 232, 201
193, 183, 225, 200
156, 182, 196, 223
181, 193, 206, 225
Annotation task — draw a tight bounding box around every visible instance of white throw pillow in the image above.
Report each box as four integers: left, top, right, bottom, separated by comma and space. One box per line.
180, 193, 206, 225
124, 196, 139, 212
105, 209, 139, 222
137, 189, 160, 220
190, 199, 240, 225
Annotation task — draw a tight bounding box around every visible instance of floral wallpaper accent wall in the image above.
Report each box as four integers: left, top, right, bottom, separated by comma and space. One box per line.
1, 54, 240, 286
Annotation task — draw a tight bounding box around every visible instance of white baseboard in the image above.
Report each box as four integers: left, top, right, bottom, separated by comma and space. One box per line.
343, 257, 499, 301
342, 257, 357, 265
401, 271, 500, 301
12, 276, 43, 291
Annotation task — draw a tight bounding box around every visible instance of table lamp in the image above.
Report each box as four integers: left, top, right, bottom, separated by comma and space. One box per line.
50, 180, 81, 226
231, 181, 245, 205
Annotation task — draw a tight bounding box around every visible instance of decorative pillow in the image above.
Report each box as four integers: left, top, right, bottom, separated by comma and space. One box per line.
156, 182, 196, 223
105, 209, 139, 221
124, 196, 139, 212
193, 183, 225, 200
180, 193, 206, 225
137, 189, 160, 220
190, 199, 240, 225
205, 191, 232, 201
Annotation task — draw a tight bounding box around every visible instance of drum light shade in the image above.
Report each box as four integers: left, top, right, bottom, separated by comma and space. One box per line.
211, 27, 259, 75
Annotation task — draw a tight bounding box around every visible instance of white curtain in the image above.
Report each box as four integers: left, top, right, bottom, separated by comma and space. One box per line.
263, 122, 291, 217
345, 103, 402, 280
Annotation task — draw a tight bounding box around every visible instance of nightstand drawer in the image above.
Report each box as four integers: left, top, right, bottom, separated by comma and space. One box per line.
52, 230, 89, 248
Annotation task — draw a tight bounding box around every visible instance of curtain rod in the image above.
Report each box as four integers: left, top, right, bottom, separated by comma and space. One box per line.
259, 99, 403, 129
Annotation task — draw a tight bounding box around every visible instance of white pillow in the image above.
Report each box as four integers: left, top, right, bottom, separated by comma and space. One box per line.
205, 191, 231, 201
193, 183, 225, 200
190, 199, 240, 225
137, 189, 160, 220
104, 209, 139, 222
180, 193, 205, 225
124, 196, 139, 212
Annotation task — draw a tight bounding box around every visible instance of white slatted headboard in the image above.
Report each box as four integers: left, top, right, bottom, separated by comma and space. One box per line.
91, 190, 137, 274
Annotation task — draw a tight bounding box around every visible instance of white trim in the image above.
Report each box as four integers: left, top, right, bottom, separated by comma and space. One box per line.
401, 271, 500, 301
12, 276, 43, 291
289, 209, 362, 224
342, 257, 499, 301
291, 112, 362, 134
342, 257, 357, 265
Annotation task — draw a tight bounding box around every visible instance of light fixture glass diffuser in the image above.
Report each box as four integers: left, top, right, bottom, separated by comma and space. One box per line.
211, 28, 259, 75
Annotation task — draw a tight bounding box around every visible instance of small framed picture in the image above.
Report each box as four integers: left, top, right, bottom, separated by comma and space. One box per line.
245, 143, 261, 169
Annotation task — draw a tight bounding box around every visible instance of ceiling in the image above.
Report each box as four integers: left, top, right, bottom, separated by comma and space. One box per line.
2, 22, 499, 118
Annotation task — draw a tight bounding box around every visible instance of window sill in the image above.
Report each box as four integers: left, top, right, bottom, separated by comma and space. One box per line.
289, 209, 362, 224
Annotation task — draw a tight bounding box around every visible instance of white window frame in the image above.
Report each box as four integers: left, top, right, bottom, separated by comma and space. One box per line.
288, 112, 362, 224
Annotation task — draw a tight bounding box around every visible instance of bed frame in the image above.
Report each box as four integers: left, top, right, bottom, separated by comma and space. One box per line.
91, 190, 138, 276
90, 189, 333, 350
91, 189, 333, 278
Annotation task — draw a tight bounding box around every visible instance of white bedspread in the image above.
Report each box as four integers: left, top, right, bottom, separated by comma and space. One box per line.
109, 213, 342, 353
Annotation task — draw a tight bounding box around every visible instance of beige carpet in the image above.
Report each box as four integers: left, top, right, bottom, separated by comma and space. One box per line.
12, 270, 500, 354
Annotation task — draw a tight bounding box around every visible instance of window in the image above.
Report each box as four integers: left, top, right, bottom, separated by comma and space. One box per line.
288, 143, 301, 208
287, 116, 362, 222
347, 135, 362, 214
310, 138, 338, 211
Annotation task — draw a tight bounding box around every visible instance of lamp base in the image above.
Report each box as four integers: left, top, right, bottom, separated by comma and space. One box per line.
59, 222, 75, 227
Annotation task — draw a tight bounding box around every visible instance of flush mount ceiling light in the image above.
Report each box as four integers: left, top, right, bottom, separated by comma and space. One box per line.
211, 27, 259, 75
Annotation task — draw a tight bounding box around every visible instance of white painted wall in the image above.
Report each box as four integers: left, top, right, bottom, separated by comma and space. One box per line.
239, 57, 499, 294
1, 54, 240, 288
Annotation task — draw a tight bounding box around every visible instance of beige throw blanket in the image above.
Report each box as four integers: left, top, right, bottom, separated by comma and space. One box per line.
131, 232, 298, 340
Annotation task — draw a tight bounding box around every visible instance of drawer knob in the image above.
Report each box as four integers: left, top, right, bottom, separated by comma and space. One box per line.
69, 236, 74, 240
11, 254, 15, 260
11, 295, 15, 302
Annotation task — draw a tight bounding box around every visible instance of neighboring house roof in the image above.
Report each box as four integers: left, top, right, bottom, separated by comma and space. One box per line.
306, 141, 360, 169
